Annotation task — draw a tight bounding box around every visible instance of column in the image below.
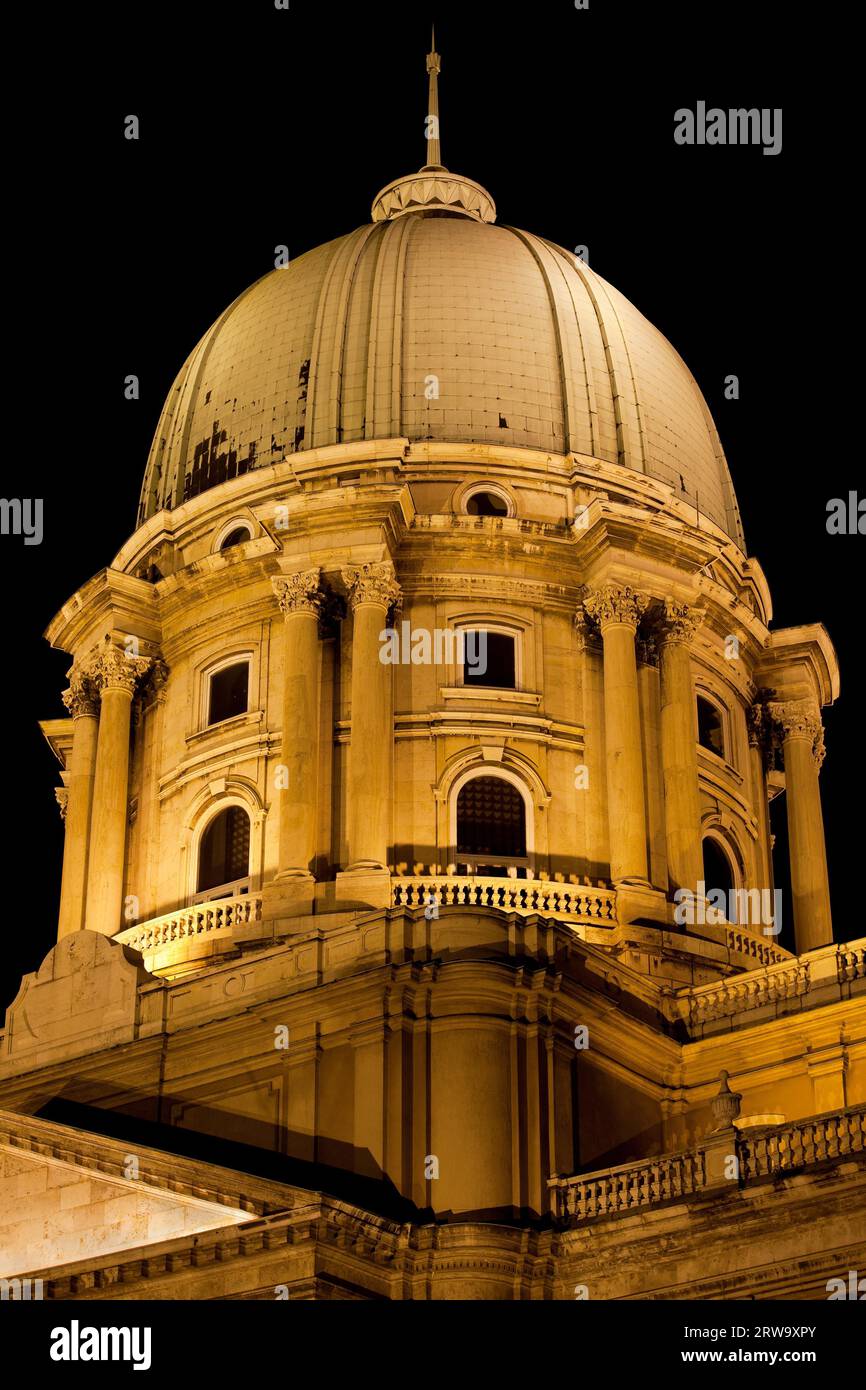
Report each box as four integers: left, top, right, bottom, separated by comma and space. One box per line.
656, 600, 705, 895
582, 584, 649, 883
272, 570, 324, 878
341, 562, 401, 872
769, 698, 832, 953
746, 697, 774, 895
56, 669, 100, 940
84, 642, 151, 936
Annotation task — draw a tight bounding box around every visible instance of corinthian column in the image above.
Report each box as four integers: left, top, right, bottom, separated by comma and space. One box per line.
341, 562, 401, 873
56, 669, 100, 939
769, 698, 832, 953
84, 642, 152, 936
657, 600, 705, 895
272, 570, 324, 878
582, 584, 649, 884
746, 697, 774, 896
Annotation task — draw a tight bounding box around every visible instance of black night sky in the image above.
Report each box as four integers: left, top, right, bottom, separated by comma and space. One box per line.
4, 2, 857, 1010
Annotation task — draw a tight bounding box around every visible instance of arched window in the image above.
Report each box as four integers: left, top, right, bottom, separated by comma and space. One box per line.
196, 806, 251, 899
220, 525, 252, 551
462, 483, 513, 518
702, 835, 735, 910
465, 490, 509, 517
456, 775, 528, 877
696, 694, 726, 758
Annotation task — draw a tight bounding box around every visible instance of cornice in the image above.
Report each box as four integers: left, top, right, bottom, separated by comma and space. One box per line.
43, 569, 161, 660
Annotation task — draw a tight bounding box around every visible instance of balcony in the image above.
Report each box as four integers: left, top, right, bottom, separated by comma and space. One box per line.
116, 894, 263, 957
390, 874, 617, 925
114, 873, 794, 970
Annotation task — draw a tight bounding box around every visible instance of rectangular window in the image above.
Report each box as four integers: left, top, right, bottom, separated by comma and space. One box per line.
462, 631, 516, 689
208, 661, 249, 725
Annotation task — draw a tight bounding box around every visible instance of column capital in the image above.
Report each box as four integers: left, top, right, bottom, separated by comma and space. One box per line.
768, 697, 825, 767
61, 668, 99, 719
85, 640, 153, 696
746, 693, 773, 751
636, 634, 660, 668
581, 583, 648, 634
55, 787, 69, 820
272, 568, 325, 618
342, 561, 401, 615
655, 599, 705, 647
145, 657, 170, 706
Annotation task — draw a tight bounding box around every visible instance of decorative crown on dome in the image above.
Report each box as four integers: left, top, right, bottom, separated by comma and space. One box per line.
370, 28, 497, 224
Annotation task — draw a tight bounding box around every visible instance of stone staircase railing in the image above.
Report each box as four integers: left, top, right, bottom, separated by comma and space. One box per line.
680, 939, 866, 1026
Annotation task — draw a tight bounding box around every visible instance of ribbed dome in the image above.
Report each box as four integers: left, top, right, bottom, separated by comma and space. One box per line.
139, 215, 743, 546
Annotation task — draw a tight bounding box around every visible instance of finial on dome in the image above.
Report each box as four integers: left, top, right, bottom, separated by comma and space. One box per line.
370, 29, 497, 225
424, 26, 443, 171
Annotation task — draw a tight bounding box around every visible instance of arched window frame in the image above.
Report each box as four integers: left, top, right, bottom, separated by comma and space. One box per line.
212, 515, 257, 553
700, 823, 745, 922
458, 481, 516, 518
449, 766, 534, 876
181, 782, 266, 906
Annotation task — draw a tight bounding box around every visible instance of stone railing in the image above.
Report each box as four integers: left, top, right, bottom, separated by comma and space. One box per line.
723, 926, 788, 968
738, 1108, 866, 1181
115, 894, 263, 955
390, 875, 617, 924
839, 943, 866, 982
549, 1103, 866, 1224
549, 1150, 706, 1222
680, 938, 866, 1027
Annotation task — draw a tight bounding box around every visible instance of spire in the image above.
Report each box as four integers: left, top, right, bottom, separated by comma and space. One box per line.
424, 26, 443, 170
370, 28, 496, 225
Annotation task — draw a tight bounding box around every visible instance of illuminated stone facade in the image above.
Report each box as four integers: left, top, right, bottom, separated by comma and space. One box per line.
1, 40, 864, 1300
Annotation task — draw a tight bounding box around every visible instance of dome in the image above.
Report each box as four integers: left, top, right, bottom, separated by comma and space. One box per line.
139, 57, 743, 548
